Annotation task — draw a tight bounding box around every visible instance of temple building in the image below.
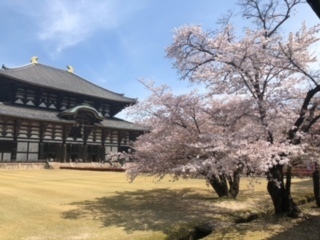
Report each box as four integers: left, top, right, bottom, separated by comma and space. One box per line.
0, 57, 144, 162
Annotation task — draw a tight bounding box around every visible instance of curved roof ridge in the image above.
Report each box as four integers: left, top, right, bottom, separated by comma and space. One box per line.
1, 62, 35, 71
38, 63, 134, 99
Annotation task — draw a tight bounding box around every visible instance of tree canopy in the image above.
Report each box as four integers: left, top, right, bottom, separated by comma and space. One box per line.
127, 0, 320, 215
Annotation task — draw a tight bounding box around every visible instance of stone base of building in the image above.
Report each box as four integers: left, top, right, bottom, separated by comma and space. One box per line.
0, 162, 48, 170
0, 161, 127, 171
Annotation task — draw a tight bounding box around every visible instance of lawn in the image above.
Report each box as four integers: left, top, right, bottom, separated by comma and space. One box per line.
0, 169, 317, 240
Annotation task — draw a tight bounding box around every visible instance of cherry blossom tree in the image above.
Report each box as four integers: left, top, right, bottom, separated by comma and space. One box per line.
127, 81, 252, 198
126, 0, 320, 217
126, 80, 300, 200
165, 0, 320, 216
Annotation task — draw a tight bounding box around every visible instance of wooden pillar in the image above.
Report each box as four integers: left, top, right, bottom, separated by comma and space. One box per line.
82, 125, 87, 162
62, 124, 72, 162
60, 143, 67, 163
82, 144, 88, 162
118, 131, 126, 152
100, 145, 105, 162
82, 125, 93, 162
39, 142, 44, 160
12, 119, 21, 161
13, 119, 21, 142
101, 129, 107, 161
117, 131, 121, 152
39, 122, 47, 161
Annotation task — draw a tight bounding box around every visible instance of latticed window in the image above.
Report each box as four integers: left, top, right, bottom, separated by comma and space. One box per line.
15, 88, 25, 104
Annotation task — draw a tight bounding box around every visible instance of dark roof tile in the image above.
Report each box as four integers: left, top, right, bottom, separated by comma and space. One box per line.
0, 63, 136, 103
0, 103, 145, 131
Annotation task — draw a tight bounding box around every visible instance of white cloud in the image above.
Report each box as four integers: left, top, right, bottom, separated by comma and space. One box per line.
36, 0, 147, 53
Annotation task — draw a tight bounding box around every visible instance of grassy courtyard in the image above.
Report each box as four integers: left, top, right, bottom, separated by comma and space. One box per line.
0, 169, 318, 240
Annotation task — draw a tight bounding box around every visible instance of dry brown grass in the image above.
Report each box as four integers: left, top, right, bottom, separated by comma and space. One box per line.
0, 170, 317, 240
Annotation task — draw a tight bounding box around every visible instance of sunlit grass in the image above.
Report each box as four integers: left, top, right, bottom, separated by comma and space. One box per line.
0, 170, 316, 240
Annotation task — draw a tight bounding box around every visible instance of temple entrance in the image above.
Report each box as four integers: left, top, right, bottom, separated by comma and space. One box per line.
67, 144, 81, 162
42, 143, 61, 161
87, 145, 100, 162
42, 143, 102, 162
66, 144, 101, 162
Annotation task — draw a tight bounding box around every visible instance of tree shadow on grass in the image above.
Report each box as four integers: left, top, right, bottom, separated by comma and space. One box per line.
266, 214, 320, 240
212, 182, 320, 240
215, 206, 320, 240
62, 188, 233, 238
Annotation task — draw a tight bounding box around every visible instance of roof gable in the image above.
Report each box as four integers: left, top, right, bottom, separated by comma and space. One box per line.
59, 105, 105, 124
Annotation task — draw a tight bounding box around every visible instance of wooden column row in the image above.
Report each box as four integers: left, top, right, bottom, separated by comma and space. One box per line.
0, 116, 134, 162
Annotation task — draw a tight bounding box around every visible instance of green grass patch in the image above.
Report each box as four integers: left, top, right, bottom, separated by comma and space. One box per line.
0, 170, 317, 240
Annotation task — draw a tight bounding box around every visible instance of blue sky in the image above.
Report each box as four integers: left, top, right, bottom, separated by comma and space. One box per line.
0, 1, 318, 117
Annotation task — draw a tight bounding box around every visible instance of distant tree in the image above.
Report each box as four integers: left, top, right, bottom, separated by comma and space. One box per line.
165, 0, 320, 217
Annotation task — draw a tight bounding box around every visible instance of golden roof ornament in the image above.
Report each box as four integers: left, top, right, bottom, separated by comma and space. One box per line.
30, 56, 38, 64
67, 65, 74, 73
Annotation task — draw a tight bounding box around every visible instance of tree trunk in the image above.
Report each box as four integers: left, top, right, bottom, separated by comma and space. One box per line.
267, 164, 301, 218
206, 170, 241, 199
207, 175, 229, 198
228, 167, 242, 199
312, 163, 320, 207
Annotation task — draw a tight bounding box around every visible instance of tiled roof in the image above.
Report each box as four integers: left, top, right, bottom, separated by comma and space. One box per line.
100, 118, 146, 131
0, 63, 136, 104
0, 103, 146, 131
